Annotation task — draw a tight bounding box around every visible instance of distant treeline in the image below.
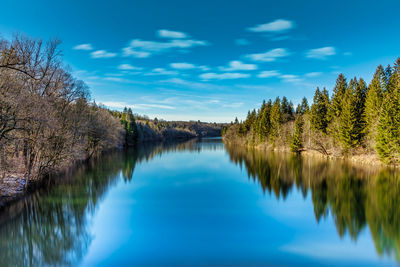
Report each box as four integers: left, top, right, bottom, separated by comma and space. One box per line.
223, 58, 400, 164
0, 35, 223, 188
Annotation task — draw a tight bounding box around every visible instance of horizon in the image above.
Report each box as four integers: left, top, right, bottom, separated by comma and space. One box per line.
1, 0, 400, 122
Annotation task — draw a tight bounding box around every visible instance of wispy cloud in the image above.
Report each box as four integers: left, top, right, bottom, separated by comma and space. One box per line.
91, 50, 117, 58
247, 19, 295, 33
123, 38, 209, 58
235, 38, 250, 46
305, 46, 336, 60
305, 72, 322, 77
145, 68, 178, 76
200, 72, 250, 80
100, 101, 175, 110
246, 48, 289, 62
280, 74, 302, 83
170, 62, 209, 71
257, 70, 280, 78
118, 64, 142, 70
158, 29, 187, 39
73, 43, 93, 50
219, 60, 257, 71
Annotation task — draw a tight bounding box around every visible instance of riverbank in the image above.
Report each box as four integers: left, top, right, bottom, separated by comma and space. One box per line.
223, 137, 385, 169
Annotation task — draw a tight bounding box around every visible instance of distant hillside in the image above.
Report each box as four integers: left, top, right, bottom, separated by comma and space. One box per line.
135, 116, 225, 142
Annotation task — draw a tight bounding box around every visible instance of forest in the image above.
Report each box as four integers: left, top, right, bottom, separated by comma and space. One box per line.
0, 35, 222, 194
223, 59, 400, 165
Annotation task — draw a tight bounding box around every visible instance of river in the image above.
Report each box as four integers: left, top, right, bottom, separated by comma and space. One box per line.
0, 138, 399, 266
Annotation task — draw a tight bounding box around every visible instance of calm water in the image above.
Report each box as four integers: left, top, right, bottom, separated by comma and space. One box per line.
0, 138, 400, 266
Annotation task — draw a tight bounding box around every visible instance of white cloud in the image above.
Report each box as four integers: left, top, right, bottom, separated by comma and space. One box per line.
305, 72, 322, 77
305, 46, 336, 60
118, 64, 142, 70
123, 38, 209, 58
90, 50, 117, 58
145, 68, 178, 76
247, 19, 294, 33
280, 74, 302, 83
73, 44, 93, 50
220, 60, 257, 71
258, 70, 280, 78
200, 72, 250, 80
158, 29, 188, 39
134, 104, 176, 110
170, 62, 196, 69
246, 48, 289, 62
235, 38, 250, 46
100, 101, 175, 110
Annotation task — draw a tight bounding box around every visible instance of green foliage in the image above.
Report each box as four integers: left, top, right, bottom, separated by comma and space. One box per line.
258, 100, 272, 142
270, 97, 282, 142
339, 85, 358, 151
224, 58, 400, 164
376, 60, 400, 163
365, 66, 385, 138
119, 107, 138, 146
330, 74, 348, 118
311, 88, 330, 133
291, 115, 304, 152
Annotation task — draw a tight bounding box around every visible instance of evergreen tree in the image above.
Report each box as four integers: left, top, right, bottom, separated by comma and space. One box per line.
376, 59, 400, 163
281, 96, 294, 122
300, 97, 309, 114
353, 78, 367, 142
339, 82, 358, 151
295, 104, 302, 115
270, 97, 282, 142
330, 74, 348, 118
258, 100, 272, 142
365, 65, 385, 138
291, 115, 304, 153
120, 107, 138, 146
311, 88, 329, 133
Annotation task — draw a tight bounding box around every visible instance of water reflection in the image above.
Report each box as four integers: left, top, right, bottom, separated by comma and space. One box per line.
225, 144, 400, 262
0, 139, 399, 265
0, 139, 214, 266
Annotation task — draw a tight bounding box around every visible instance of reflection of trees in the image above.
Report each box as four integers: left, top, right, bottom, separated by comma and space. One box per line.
225, 144, 400, 262
0, 139, 204, 266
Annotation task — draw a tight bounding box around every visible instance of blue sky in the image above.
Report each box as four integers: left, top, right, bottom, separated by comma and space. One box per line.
1, 0, 399, 122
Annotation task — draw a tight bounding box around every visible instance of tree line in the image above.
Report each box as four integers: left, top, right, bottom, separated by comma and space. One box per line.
223, 58, 400, 164
0, 35, 137, 187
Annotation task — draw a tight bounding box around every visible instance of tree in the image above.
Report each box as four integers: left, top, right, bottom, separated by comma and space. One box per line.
339, 83, 358, 151
291, 115, 304, 153
353, 78, 367, 143
376, 59, 400, 164
330, 74, 348, 118
258, 100, 272, 142
364, 65, 385, 143
300, 97, 309, 114
311, 88, 329, 133
270, 97, 282, 142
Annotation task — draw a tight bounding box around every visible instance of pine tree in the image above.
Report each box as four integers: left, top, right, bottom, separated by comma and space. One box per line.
364, 66, 385, 143
258, 100, 272, 142
339, 85, 358, 151
270, 97, 281, 142
311, 88, 329, 133
330, 74, 348, 118
291, 115, 304, 153
300, 97, 309, 114
376, 59, 400, 163
353, 78, 367, 143
281, 96, 294, 122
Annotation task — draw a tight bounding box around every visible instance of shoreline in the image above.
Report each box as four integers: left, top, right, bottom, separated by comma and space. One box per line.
223, 138, 388, 170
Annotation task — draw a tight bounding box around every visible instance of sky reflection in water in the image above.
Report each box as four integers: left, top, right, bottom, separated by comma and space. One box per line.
0, 139, 398, 266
